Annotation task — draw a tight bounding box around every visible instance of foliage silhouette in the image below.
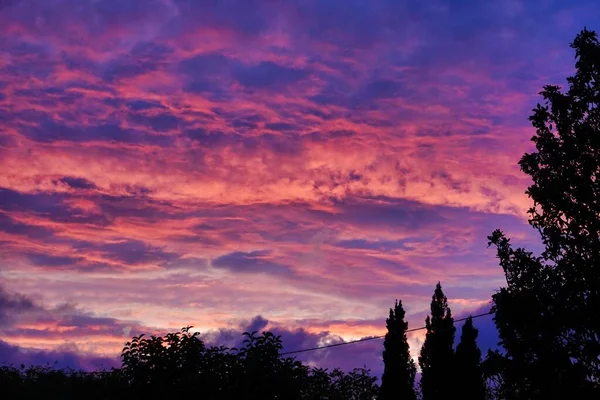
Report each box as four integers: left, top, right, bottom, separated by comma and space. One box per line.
1, 327, 379, 399
379, 299, 417, 400
0, 363, 126, 400
484, 28, 600, 399
418, 282, 455, 400
454, 317, 485, 400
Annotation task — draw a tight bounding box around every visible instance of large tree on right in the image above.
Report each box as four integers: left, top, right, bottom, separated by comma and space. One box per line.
486, 28, 600, 399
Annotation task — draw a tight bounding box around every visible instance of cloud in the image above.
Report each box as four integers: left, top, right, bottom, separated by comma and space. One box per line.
200, 314, 384, 376
234, 61, 309, 89
0, 284, 158, 366
0, 339, 120, 371
245, 315, 269, 333
334, 239, 413, 252
59, 177, 97, 190
212, 250, 295, 276
0, 213, 56, 240
73, 239, 180, 267
0, 286, 38, 325
24, 252, 86, 268
0, 188, 67, 213
0, 0, 590, 376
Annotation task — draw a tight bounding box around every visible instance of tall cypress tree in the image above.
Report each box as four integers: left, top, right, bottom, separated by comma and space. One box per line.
455, 317, 485, 400
379, 299, 417, 400
418, 282, 455, 400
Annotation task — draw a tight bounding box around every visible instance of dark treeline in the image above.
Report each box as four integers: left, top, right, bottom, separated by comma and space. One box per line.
2, 28, 599, 400
1, 328, 379, 399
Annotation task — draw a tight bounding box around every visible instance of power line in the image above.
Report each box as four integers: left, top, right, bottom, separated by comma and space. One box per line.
280, 310, 494, 356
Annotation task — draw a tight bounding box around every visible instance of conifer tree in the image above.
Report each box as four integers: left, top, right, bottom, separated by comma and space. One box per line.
379, 299, 417, 400
418, 282, 455, 400
454, 317, 485, 400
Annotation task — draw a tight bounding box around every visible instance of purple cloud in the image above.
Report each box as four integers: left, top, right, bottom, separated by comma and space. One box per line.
59, 177, 97, 190
212, 250, 295, 276
73, 239, 180, 267
0, 340, 119, 371
234, 61, 309, 89
0, 286, 37, 325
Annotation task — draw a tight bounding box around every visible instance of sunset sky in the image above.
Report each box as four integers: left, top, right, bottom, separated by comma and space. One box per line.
0, 0, 598, 376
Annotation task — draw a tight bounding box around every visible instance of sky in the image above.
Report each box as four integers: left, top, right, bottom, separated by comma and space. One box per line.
0, 0, 598, 377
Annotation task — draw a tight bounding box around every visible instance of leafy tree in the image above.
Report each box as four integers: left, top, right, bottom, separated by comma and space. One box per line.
454, 317, 485, 400
117, 326, 380, 399
336, 367, 380, 400
486, 28, 600, 399
379, 299, 417, 400
306, 367, 379, 400
0, 364, 126, 400
120, 326, 210, 398
418, 282, 455, 400
1, 324, 381, 399
235, 330, 309, 399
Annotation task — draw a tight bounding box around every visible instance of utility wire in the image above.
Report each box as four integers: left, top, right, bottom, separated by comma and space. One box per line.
280, 310, 494, 356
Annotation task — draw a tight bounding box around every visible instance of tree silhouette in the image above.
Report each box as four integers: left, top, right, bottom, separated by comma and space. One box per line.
1, 326, 380, 399
379, 299, 417, 400
486, 28, 600, 399
454, 317, 485, 400
120, 326, 212, 398
235, 330, 309, 399
418, 282, 455, 400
